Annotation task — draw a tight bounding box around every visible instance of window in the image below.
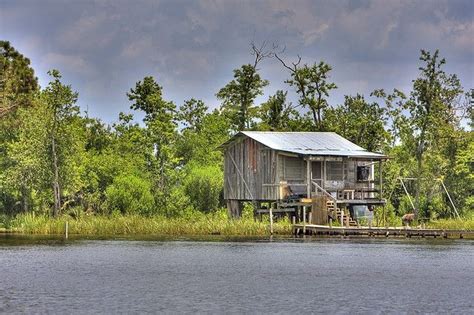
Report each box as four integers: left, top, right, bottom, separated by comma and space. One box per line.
327, 161, 343, 181
283, 156, 304, 180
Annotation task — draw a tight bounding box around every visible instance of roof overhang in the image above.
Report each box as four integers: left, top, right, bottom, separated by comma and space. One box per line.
219, 131, 388, 159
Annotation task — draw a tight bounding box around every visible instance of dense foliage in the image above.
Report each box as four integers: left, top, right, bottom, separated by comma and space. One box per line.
0, 41, 472, 224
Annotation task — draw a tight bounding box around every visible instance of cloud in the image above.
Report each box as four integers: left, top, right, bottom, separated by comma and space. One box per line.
41, 53, 95, 76
1, 0, 472, 123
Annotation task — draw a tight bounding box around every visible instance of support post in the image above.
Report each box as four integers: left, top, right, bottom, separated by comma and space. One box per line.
306, 159, 311, 198
379, 160, 383, 199
340, 209, 344, 226
303, 206, 306, 234
269, 205, 273, 235
65, 221, 69, 239
226, 200, 241, 219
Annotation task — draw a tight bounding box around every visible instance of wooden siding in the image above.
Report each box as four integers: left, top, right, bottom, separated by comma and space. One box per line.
224, 137, 278, 201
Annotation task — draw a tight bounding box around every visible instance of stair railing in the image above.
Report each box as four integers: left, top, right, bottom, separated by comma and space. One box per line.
311, 181, 336, 201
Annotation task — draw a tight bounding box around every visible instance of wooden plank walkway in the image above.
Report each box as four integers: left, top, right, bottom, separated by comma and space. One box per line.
292, 224, 474, 239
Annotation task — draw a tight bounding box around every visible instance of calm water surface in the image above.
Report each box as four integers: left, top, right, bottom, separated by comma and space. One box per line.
0, 236, 473, 314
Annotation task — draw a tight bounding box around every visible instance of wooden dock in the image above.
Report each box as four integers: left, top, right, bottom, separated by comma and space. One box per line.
292, 224, 474, 239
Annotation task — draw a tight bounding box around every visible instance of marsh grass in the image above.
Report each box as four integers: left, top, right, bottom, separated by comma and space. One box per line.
9, 210, 292, 236
5, 210, 473, 236
425, 218, 474, 230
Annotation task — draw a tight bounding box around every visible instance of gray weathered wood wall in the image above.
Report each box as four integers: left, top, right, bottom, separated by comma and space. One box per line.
224, 137, 278, 201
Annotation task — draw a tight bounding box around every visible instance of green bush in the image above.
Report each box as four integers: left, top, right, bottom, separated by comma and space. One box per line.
183, 164, 223, 212
105, 174, 155, 215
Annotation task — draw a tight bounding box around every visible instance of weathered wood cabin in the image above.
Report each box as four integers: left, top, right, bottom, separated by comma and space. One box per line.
221, 131, 388, 224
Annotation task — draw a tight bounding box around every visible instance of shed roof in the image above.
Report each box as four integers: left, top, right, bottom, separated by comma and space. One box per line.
223, 131, 387, 159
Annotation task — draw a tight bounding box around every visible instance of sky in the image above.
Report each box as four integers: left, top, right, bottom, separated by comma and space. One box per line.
1, 0, 473, 123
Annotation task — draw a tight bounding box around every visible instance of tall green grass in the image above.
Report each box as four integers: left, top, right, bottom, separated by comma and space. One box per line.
5, 210, 473, 236
9, 210, 291, 236
425, 218, 474, 230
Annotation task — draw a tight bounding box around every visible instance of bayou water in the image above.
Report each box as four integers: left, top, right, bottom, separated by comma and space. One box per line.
0, 236, 473, 314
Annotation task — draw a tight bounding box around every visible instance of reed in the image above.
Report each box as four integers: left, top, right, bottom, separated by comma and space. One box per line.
9, 210, 292, 236
425, 218, 474, 230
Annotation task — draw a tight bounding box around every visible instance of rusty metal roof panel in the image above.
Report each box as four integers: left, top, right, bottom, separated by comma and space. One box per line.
240, 131, 386, 158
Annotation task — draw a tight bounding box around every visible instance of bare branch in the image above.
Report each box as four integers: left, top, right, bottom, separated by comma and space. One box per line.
274, 52, 302, 73
250, 41, 274, 68
274, 53, 295, 72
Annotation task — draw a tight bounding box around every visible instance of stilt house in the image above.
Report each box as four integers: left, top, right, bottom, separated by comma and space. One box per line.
221, 131, 388, 224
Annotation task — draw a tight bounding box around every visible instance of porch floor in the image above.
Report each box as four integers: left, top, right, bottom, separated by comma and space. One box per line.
335, 199, 386, 205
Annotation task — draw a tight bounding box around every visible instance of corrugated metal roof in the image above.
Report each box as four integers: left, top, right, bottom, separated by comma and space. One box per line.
234, 131, 386, 159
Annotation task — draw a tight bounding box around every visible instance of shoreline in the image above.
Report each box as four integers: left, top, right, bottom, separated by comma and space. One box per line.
2, 214, 473, 239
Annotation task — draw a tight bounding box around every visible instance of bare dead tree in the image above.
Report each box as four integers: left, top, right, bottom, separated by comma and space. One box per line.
250, 41, 274, 68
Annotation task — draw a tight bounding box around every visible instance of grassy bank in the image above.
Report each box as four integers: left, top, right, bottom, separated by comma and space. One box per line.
2, 211, 473, 237
425, 218, 474, 230
2, 211, 291, 236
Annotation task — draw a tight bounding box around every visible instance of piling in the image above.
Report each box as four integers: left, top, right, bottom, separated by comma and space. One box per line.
269, 207, 273, 235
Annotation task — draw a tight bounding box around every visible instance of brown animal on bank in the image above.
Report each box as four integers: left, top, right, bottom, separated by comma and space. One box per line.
402, 213, 415, 226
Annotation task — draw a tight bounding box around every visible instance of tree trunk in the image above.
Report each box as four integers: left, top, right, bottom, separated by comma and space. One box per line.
317, 107, 322, 131
311, 108, 318, 130
51, 135, 61, 217
20, 184, 28, 213
414, 148, 423, 221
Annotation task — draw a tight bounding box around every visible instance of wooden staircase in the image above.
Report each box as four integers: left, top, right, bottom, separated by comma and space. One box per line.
326, 200, 357, 227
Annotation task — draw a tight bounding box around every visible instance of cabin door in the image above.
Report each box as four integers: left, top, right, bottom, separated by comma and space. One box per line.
311, 161, 323, 190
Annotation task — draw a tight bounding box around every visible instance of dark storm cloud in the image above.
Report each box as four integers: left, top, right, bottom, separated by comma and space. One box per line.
1, 0, 472, 123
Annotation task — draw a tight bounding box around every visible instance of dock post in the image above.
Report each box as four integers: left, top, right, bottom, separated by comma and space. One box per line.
65, 221, 69, 239
303, 206, 306, 234
340, 210, 344, 226
269, 206, 273, 235
329, 218, 332, 228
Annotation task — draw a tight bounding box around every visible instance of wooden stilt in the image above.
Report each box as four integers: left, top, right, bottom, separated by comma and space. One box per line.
269, 206, 273, 235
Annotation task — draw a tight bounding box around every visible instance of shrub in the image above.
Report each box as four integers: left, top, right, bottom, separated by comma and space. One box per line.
105, 174, 155, 215
183, 164, 223, 212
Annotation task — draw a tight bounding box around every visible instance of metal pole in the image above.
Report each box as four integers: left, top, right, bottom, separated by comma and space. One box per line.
399, 177, 416, 212
439, 180, 461, 220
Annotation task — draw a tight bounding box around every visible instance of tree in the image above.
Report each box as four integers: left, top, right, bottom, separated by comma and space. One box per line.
275, 54, 337, 130
4, 101, 50, 214
176, 109, 230, 166
0, 40, 38, 117
324, 94, 390, 152
0, 42, 39, 212
371, 88, 408, 146
406, 50, 463, 219
5, 72, 82, 216
127, 76, 178, 210
217, 43, 271, 130
177, 98, 208, 131
42, 70, 80, 217
258, 90, 300, 131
